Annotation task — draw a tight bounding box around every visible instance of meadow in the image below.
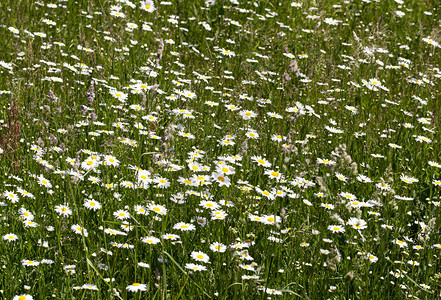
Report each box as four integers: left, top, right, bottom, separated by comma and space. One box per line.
0, 0, 441, 298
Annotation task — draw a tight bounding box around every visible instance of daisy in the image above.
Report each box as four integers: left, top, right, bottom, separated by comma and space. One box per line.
13, 295, 33, 300
81, 284, 99, 290
162, 233, 180, 240
54, 204, 73, 217
245, 131, 259, 139
320, 203, 334, 210
88, 176, 101, 184
218, 139, 235, 146
335, 173, 347, 182
138, 262, 150, 268
185, 263, 207, 271
37, 175, 52, 188
19, 208, 34, 220
103, 155, 120, 167
317, 158, 336, 165
134, 205, 148, 215
141, 236, 161, 245
348, 201, 364, 208
154, 177, 171, 189
191, 251, 210, 263
376, 182, 390, 191
340, 192, 356, 201
104, 228, 126, 236
264, 169, 284, 182
356, 174, 372, 183
81, 158, 100, 170
71, 224, 88, 237
126, 283, 148, 292
216, 165, 235, 175
3, 233, 18, 242
22, 260, 40, 267
347, 217, 367, 230
210, 242, 227, 253
249, 215, 262, 222
114, 209, 130, 220
84, 199, 102, 210
393, 239, 408, 248
261, 215, 281, 225
183, 90, 197, 99
415, 135, 432, 143
211, 210, 227, 220
239, 264, 255, 271
120, 181, 135, 189
422, 37, 440, 47
110, 90, 128, 102
23, 220, 39, 228
188, 162, 203, 172
173, 222, 196, 231
220, 48, 235, 57
149, 204, 167, 215
428, 161, 441, 168
400, 174, 419, 184
407, 260, 420, 266
211, 172, 231, 187
199, 200, 220, 210
137, 170, 152, 184
240, 110, 257, 120
118, 243, 135, 249
271, 134, 285, 142
16, 188, 35, 199
194, 216, 208, 226
242, 275, 260, 280
328, 225, 345, 233
4, 191, 19, 203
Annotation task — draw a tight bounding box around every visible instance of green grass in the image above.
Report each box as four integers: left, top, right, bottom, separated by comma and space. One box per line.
0, 0, 441, 299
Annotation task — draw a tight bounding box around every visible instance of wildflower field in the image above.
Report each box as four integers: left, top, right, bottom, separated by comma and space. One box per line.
1, 0, 441, 298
